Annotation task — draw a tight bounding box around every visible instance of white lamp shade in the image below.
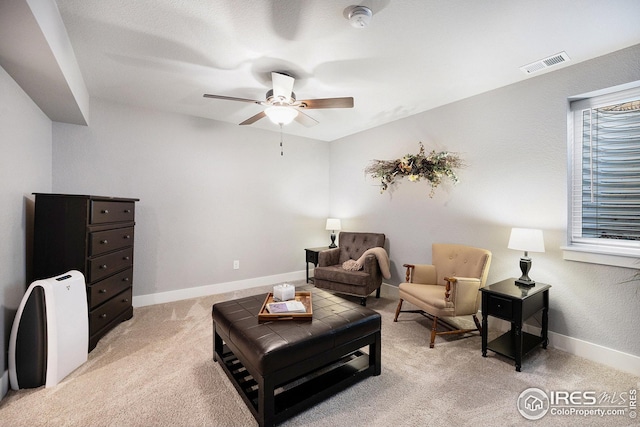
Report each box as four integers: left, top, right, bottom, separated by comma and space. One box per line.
508, 228, 545, 253
325, 218, 341, 231
265, 106, 298, 125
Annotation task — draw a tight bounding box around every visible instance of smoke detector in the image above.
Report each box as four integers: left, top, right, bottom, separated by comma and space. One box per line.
348, 6, 373, 28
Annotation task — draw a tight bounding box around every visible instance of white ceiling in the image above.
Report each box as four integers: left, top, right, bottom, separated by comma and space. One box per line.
9, 0, 640, 141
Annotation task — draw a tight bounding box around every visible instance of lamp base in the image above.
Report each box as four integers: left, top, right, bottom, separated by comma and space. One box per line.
515, 257, 535, 287
515, 278, 536, 287
329, 232, 337, 249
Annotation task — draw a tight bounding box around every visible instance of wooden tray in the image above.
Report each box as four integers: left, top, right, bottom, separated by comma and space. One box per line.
258, 291, 313, 322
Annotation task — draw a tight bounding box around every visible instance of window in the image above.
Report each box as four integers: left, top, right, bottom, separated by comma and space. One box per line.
565, 83, 640, 268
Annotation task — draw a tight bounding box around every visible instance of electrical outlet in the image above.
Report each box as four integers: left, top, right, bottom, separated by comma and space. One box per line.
233, 260, 240, 270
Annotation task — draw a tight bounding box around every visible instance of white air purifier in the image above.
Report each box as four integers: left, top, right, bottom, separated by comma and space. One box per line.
9, 270, 88, 389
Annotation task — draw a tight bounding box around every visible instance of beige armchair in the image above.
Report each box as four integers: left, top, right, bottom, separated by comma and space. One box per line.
314, 232, 387, 306
394, 243, 492, 348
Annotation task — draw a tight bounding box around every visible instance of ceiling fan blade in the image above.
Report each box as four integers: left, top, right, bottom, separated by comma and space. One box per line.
271, 72, 295, 101
294, 110, 319, 127
297, 97, 354, 109
203, 94, 263, 105
239, 111, 267, 125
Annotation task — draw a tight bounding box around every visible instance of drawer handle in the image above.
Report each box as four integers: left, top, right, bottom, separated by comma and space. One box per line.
123, 256, 131, 261
101, 209, 109, 214
100, 264, 108, 269
123, 298, 129, 303
99, 289, 107, 294
124, 209, 131, 213
124, 235, 131, 239
100, 314, 107, 318
100, 239, 108, 244
123, 277, 130, 282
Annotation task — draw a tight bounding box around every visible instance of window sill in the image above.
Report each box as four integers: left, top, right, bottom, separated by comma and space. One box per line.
562, 245, 640, 269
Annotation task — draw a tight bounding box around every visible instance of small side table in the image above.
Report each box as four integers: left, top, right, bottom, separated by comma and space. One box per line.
304, 247, 329, 283
480, 278, 551, 371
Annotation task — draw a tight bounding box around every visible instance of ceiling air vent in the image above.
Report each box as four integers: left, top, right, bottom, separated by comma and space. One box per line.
520, 51, 570, 75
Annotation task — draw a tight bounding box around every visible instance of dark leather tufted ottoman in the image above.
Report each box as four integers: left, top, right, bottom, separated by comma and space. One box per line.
212, 286, 381, 427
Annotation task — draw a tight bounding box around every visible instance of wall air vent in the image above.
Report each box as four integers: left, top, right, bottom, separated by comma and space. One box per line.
520, 51, 570, 75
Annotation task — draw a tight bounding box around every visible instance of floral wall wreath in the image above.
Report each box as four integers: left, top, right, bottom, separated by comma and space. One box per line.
365, 142, 464, 197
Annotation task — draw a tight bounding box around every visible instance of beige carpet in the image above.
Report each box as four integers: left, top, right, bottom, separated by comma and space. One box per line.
1, 281, 638, 427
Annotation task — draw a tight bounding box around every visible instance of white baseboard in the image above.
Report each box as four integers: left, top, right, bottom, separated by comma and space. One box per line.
491, 318, 640, 376
132, 270, 307, 307
1, 370, 8, 402
4, 279, 638, 401
548, 329, 640, 376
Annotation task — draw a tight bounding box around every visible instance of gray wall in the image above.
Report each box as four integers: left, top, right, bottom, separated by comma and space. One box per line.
328, 44, 640, 357
52, 98, 331, 297
0, 66, 52, 377
2, 43, 639, 384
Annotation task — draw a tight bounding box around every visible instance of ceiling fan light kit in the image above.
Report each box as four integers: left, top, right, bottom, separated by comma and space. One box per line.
265, 106, 298, 125
348, 6, 372, 28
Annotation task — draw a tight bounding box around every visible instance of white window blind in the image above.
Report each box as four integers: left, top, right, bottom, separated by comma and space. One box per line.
569, 87, 640, 254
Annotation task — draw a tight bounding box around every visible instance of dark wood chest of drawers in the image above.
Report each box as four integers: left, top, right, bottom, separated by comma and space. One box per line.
32, 193, 139, 351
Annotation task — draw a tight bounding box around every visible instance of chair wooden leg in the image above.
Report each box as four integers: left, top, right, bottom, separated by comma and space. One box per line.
473, 314, 482, 334
393, 299, 403, 322
375, 287, 381, 298
430, 316, 438, 348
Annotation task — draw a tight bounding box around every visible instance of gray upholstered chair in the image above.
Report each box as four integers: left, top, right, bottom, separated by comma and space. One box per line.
394, 243, 492, 348
313, 231, 386, 306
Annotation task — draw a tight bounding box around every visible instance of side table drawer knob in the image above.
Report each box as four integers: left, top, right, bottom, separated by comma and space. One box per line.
488, 295, 512, 319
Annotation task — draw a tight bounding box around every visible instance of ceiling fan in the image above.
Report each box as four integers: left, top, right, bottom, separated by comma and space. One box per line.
203, 72, 354, 127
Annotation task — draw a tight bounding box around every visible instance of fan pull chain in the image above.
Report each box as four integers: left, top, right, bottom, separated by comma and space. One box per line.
279, 124, 284, 156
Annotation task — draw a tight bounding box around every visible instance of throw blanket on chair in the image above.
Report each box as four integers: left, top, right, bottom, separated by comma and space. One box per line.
342, 247, 391, 279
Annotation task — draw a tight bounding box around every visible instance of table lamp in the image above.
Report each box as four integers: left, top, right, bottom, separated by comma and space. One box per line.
325, 218, 341, 248
508, 227, 545, 287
